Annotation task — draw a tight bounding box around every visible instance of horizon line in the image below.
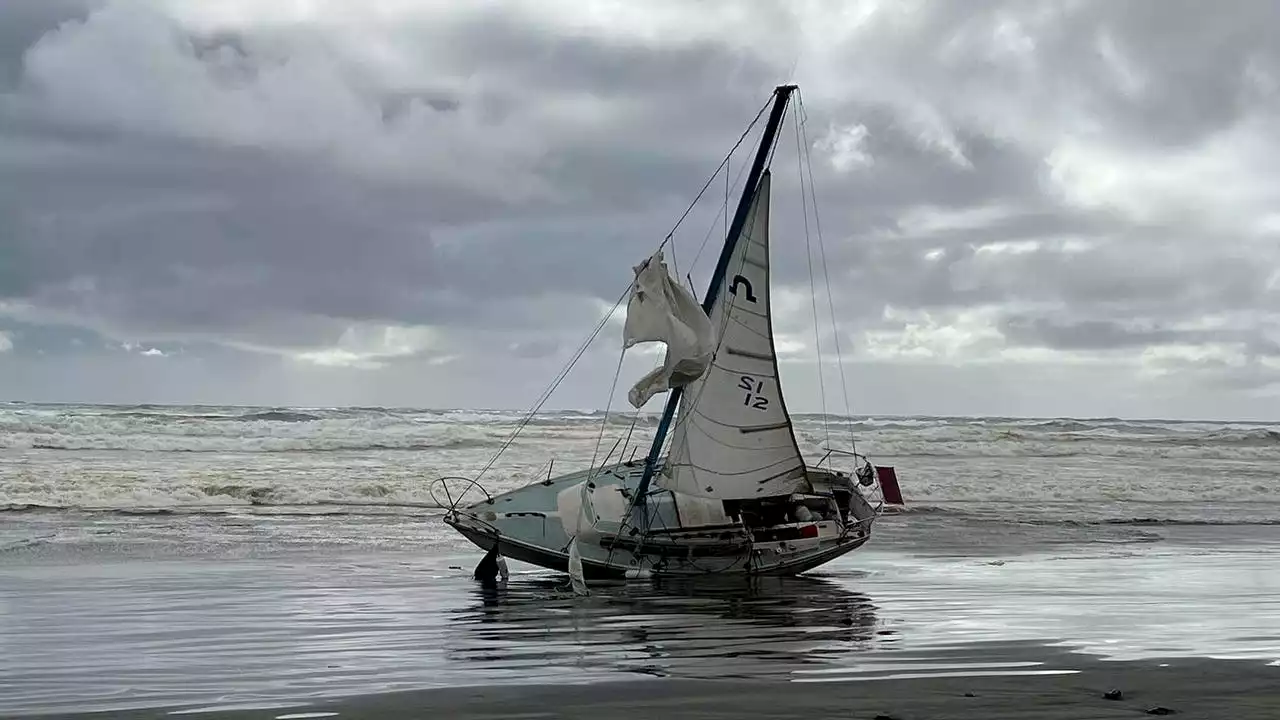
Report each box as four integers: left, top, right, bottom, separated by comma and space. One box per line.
1, 399, 1274, 425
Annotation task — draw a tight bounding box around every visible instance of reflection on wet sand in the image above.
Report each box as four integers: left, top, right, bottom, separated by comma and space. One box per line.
450, 575, 886, 681
2, 537, 1276, 715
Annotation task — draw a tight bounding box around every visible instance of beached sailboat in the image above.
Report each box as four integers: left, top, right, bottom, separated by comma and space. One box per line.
440, 85, 894, 582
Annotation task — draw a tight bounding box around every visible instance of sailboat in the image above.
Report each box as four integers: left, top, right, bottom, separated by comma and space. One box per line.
441, 85, 891, 581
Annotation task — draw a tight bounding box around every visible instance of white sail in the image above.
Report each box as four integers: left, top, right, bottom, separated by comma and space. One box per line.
657, 172, 807, 500
623, 250, 716, 408
567, 537, 589, 596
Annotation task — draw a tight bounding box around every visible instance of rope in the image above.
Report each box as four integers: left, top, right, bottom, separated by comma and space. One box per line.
658, 95, 774, 256
686, 125, 757, 287
471, 94, 777, 482
473, 285, 630, 482
619, 408, 643, 464
586, 347, 629, 480
658, 98, 794, 485
797, 90, 858, 456
794, 97, 831, 453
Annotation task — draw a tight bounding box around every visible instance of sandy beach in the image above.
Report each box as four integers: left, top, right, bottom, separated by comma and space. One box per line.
4, 523, 1278, 719
45, 658, 1280, 719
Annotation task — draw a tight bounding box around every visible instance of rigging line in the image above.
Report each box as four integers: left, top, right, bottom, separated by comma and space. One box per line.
760, 111, 808, 471
687, 133, 756, 286
647, 92, 796, 484
794, 95, 830, 452
586, 347, 628, 481
473, 284, 631, 481
797, 90, 857, 454
601, 407, 648, 571
663, 119, 790, 464
658, 95, 773, 254
487, 95, 771, 478
619, 407, 642, 464
659, 192, 759, 461
659, 188, 759, 463
484, 93, 774, 481
667, 232, 680, 291
476, 95, 778, 484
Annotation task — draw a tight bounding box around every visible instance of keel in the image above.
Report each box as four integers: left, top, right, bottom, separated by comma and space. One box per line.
473, 544, 509, 587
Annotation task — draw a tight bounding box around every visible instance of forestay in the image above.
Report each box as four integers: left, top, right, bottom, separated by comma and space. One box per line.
623, 250, 716, 408
658, 172, 808, 500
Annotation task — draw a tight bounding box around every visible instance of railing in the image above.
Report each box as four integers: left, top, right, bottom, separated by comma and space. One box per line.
427, 476, 494, 513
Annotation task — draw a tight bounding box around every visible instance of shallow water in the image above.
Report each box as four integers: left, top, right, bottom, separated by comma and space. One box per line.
2, 522, 1277, 716
3, 404, 1278, 715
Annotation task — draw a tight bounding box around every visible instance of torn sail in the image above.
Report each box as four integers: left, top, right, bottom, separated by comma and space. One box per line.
623, 250, 715, 408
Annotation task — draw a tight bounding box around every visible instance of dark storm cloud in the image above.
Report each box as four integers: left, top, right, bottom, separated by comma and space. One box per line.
0, 0, 99, 88
2, 124, 454, 339
837, 227, 1269, 318
0, 110, 668, 348
807, 0, 1280, 154
1039, 0, 1280, 149
1, 0, 1277, 414
0, 1, 801, 356
999, 316, 1260, 354
777, 0, 1280, 389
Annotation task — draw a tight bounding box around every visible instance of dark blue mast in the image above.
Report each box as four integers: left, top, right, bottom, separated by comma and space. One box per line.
633, 84, 797, 506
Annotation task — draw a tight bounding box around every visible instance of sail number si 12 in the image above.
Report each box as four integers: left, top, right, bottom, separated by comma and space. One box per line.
738, 375, 770, 411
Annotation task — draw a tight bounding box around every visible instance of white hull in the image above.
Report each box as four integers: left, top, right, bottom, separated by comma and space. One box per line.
443, 459, 880, 579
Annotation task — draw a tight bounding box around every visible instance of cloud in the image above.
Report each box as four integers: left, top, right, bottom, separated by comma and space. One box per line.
1, 0, 1278, 419
291, 324, 446, 370
0, 331, 12, 353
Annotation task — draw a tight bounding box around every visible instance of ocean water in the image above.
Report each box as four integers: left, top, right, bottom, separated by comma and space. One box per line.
2, 401, 1278, 526
2, 402, 1278, 715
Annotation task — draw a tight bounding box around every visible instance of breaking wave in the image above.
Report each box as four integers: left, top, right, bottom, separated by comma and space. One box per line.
1100, 516, 1280, 526
0, 499, 449, 516
1, 403, 1277, 519
0, 483, 454, 514
7, 497, 1280, 529
21, 437, 498, 452
1, 404, 1277, 459
881, 503, 1280, 527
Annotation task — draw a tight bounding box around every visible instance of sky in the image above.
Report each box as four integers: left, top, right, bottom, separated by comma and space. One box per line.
1, 0, 1278, 420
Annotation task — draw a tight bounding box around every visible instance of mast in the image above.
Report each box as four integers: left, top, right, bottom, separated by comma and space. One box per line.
633, 84, 797, 505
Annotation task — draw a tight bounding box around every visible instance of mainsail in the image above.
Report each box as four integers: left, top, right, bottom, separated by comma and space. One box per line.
657, 172, 808, 500
623, 250, 716, 408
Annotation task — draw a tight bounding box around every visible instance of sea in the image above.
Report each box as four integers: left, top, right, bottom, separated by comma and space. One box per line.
2, 402, 1278, 715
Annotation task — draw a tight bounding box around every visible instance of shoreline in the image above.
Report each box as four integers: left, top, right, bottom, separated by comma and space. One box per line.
4, 542, 1277, 716
27, 656, 1280, 720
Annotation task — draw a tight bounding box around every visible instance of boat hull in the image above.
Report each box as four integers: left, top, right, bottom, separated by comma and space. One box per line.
441, 459, 879, 579
448, 518, 872, 579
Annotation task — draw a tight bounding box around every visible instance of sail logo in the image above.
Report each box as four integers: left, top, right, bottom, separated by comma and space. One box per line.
729, 275, 758, 303
738, 375, 770, 410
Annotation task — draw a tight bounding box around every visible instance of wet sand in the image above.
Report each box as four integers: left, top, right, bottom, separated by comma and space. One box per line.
33, 657, 1280, 719
3, 514, 1278, 718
